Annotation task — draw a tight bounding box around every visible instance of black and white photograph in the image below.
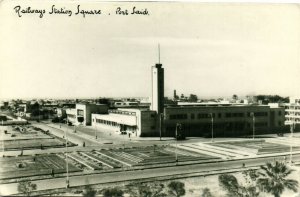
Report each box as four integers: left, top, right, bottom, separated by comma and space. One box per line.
0, 1, 300, 196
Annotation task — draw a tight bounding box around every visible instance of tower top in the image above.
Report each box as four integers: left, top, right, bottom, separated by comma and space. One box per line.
154, 44, 162, 68
155, 63, 162, 68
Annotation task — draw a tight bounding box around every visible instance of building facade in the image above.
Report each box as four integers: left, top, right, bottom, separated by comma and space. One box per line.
66, 103, 108, 126
91, 108, 157, 137
285, 97, 300, 131
163, 105, 286, 137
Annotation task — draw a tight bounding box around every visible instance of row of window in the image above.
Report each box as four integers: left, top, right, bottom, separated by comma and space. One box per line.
67, 114, 76, 118
285, 118, 300, 122
169, 112, 270, 120
95, 119, 119, 127
285, 112, 300, 116
285, 106, 300, 110
249, 112, 268, 117
225, 113, 244, 118
169, 114, 188, 120
109, 110, 136, 116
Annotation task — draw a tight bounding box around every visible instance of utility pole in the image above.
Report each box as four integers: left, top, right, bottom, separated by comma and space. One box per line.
175, 123, 178, 164
210, 113, 214, 142
251, 112, 255, 140
65, 129, 69, 188
2, 120, 4, 156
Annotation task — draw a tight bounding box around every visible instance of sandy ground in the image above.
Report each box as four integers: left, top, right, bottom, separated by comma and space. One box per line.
180, 165, 300, 197
59, 166, 299, 197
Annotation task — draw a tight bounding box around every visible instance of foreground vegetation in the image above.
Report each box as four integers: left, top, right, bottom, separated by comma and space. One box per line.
219, 161, 298, 197
17, 161, 298, 197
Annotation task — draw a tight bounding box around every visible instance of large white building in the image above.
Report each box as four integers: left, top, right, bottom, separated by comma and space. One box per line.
91, 108, 157, 137
90, 60, 164, 137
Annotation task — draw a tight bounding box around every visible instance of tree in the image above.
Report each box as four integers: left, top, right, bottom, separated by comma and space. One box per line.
188, 94, 198, 102
82, 185, 97, 197
254, 95, 289, 104
219, 174, 241, 197
29, 102, 40, 116
127, 182, 167, 197
232, 95, 238, 100
218, 173, 259, 197
257, 161, 298, 197
103, 187, 124, 197
17, 179, 37, 197
167, 181, 185, 197
201, 188, 214, 197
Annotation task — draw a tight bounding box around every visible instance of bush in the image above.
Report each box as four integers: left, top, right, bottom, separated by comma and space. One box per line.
52, 117, 60, 123
102, 187, 124, 197
17, 179, 37, 197
168, 181, 185, 197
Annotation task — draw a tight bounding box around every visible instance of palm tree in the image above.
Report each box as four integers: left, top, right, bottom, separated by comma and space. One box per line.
218, 174, 243, 197
218, 173, 259, 197
257, 161, 298, 197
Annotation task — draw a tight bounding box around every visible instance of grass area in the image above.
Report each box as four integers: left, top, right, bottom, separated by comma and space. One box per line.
0, 154, 81, 180
0, 125, 76, 150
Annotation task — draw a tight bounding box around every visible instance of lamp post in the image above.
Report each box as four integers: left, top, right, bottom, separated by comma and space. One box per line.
160, 113, 163, 141
73, 124, 76, 133
251, 112, 255, 140
65, 129, 69, 188
175, 123, 179, 164
2, 121, 4, 156
210, 113, 214, 142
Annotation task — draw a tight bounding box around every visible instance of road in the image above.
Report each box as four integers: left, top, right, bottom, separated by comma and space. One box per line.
1, 153, 299, 196
33, 122, 107, 147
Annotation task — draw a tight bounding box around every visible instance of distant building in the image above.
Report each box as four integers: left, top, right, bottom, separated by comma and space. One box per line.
0, 101, 9, 109
57, 108, 67, 119
284, 97, 300, 131
66, 103, 108, 126
66, 108, 76, 124
113, 101, 139, 108
57, 103, 76, 119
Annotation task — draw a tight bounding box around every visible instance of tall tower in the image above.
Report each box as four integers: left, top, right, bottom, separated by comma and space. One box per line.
151, 45, 164, 115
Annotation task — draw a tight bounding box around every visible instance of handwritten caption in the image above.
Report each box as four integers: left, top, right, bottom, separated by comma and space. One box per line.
13, 5, 150, 18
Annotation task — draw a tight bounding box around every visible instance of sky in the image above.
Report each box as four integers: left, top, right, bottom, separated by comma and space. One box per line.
0, 2, 299, 100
